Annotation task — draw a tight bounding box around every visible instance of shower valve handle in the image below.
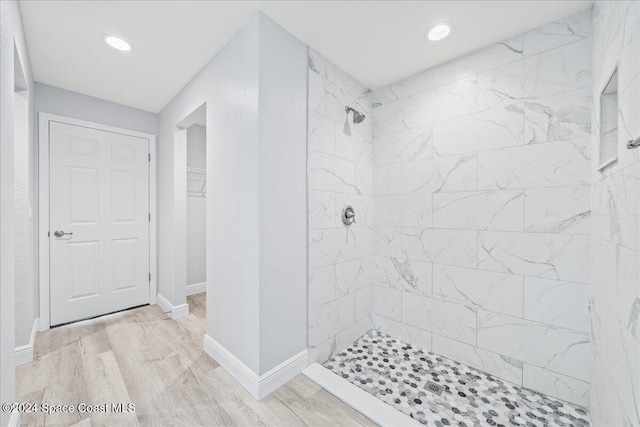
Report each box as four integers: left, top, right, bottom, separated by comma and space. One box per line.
342, 205, 356, 226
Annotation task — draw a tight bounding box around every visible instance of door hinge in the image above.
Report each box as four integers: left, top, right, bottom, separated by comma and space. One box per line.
149, 213, 151, 222
149, 153, 151, 162
48, 231, 50, 237
149, 273, 151, 282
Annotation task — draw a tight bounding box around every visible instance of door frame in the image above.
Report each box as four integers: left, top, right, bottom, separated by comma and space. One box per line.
38, 112, 157, 331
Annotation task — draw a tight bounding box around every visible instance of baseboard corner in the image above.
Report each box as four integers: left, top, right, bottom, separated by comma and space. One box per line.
156, 293, 189, 319
156, 293, 172, 313
171, 303, 189, 319
257, 349, 308, 400
203, 334, 260, 399
202, 334, 307, 401
15, 344, 33, 366
15, 317, 40, 366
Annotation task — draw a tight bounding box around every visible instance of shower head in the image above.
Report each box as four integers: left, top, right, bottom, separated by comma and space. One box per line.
345, 106, 366, 124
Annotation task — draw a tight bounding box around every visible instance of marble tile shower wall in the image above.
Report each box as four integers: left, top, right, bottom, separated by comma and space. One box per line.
589, 2, 640, 425
369, 10, 593, 407
307, 49, 374, 364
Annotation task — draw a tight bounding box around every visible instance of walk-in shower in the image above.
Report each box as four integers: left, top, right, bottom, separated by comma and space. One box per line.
305, 2, 627, 419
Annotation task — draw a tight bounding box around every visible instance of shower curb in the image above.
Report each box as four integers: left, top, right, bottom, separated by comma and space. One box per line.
302, 363, 422, 427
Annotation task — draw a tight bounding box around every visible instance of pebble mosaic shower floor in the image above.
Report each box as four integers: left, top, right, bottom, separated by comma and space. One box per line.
324, 330, 590, 427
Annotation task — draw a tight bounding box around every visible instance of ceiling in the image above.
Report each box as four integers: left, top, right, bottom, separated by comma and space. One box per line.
20, 1, 592, 113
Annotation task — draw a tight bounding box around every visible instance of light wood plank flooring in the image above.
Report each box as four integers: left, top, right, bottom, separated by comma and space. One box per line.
17, 294, 376, 427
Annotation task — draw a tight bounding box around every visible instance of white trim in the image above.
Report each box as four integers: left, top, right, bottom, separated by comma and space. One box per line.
14, 345, 33, 366
38, 113, 157, 330
38, 114, 49, 330
156, 293, 189, 319
14, 317, 39, 366
203, 334, 308, 400
8, 411, 20, 427
174, 127, 188, 310
203, 334, 259, 398
149, 130, 157, 306
172, 303, 189, 319
303, 363, 422, 427
156, 293, 172, 313
186, 282, 206, 296
258, 350, 308, 399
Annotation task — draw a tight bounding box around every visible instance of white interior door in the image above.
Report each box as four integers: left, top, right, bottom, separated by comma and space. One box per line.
49, 121, 150, 326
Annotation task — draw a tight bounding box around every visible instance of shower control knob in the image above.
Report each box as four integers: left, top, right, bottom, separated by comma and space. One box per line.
342, 205, 356, 226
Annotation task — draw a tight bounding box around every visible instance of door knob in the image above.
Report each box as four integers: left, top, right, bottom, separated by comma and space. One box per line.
53, 230, 73, 238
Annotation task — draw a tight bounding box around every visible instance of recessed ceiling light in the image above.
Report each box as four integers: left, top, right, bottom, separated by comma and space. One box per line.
104, 35, 132, 51
426, 23, 452, 41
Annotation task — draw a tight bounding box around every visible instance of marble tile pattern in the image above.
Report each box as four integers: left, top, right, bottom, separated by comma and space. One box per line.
369, 10, 593, 406
589, 2, 640, 426
325, 331, 590, 426
308, 48, 374, 364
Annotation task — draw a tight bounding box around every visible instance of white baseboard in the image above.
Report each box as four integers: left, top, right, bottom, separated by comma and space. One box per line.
258, 348, 308, 399
186, 282, 206, 296
172, 303, 189, 319
156, 293, 190, 319
303, 363, 422, 427
8, 411, 20, 427
15, 317, 39, 366
156, 293, 173, 313
203, 334, 307, 400
203, 334, 259, 398
15, 345, 33, 367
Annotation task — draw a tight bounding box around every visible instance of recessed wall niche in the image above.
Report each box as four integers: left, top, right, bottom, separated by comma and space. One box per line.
598, 67, 619, 170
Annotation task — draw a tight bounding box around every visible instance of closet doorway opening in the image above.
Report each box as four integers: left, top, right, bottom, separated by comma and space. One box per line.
176, 104, 207, 320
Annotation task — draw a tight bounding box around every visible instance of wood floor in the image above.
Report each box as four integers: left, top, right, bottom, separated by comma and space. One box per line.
17, 294, 376, 427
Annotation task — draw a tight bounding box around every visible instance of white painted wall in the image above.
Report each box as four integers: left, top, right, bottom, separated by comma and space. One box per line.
1, 1, 35, 425
187, 124, 206, 287
158, 11, 307, 379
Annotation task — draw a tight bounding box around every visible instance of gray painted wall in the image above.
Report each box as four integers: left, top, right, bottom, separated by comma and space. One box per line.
158, 11, 307, 376
35, 82, 158, 135
256, 14, 308, 374
158, 12, 262, 371
1, 1, 35, 425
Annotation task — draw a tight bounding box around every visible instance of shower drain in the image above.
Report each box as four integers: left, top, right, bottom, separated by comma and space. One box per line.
425, 380, 444, 396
